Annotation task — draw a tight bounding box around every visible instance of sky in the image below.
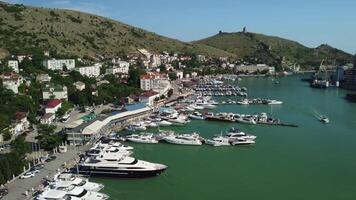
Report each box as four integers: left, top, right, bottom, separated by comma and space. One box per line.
3, 0, 356, 54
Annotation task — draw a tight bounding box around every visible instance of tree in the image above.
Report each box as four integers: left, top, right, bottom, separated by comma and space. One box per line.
36, 124, 62, 151
56, 101, 72, 117
1, 129, 12, 141
10, 136, 31, 156
128, 67, 145, 87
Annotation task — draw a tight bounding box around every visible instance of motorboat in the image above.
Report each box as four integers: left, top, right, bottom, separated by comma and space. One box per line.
126, 134, 159, 144
95, 141, 134, 151
163, 132, 203, 146
235, 116, 257, 124
87, 146, 133, 157
226, 127, 256, 141
191, 104, 204, 110
77, 152, 167, 178
231, 138, 255, 146
54, 173, 104, 192
157, 120, 173, 126
320, 116, 330, 124
49, 181, 109, 199
267, 100, 283, 105
147, 122, 158, 128
205, 135, 231, 146
35, 189, 77, 200
237, 99, 249, 105
189, 112, 205, 120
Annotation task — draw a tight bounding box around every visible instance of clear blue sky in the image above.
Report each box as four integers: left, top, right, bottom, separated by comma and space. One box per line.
4, 0, 356, 54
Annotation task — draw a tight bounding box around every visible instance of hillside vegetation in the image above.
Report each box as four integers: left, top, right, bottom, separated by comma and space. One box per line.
0, 2, 233, 59
195, 32, 353, 69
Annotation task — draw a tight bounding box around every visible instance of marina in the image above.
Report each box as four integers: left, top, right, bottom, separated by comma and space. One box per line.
90, 75, 356, 200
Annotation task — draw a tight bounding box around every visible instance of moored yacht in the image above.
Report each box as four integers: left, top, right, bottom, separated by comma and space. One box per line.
163, 132, 203, 145
231, 138, 255, 146
54, 173, 104, 192
126, 133, 159, 144
35, 189, 76, 200
237, 99, 249, 105
49, 182, 108, 200
157, 120, 173, 126
205, 135, 231, 146
267, 99, 283, 105
226, 127, 257, 141
189, 112, 205, 120
77, 152, 167, 178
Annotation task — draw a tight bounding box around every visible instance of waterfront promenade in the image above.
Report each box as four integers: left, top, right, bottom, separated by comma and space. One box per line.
3, 145, 90, 200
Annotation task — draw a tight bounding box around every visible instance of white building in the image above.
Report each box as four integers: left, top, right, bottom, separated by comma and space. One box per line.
75, 63, 101, 77
235, 64, 275, 74
11, 112, 30, 137
45, 99, 62, 114
106, 61, 130, 77
176, 70, 184, 79
73, 81, 86, 91
8, 60, 19, 73
0, 72, 23, 94
40, 113, 56, 125
43, 59, 75, 71
36, 74, 52, 83
139, 90, 160, 106
42, 83, 68, 100
140, 72, 171, 95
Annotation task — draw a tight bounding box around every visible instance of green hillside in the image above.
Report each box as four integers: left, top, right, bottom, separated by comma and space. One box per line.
0, 2, 233, 59
195, 32, 353, 69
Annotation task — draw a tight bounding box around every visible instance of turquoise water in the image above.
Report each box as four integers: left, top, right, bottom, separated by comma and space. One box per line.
92, 75, 356, 200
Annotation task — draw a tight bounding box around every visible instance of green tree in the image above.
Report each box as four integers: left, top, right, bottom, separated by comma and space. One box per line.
36, 124, 62, 151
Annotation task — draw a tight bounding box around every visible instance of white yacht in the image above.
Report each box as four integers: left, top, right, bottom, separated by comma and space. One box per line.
35, 189, 77, 200
205, 135, 231, 146
235, 116, 257, 124
163, 132, 203, 146
226, 127, 257, 141
87, 146, 132, 157
320, 116, 330, 124
237, 99, 249, 105
189, 112, 205, 120
147, 122, 158, 128
267, 100, 283, 105
192, 104, 204, 110
157, 120, 173, 126
55, 173, 104, 192
95, 141, 134, 151
231, 138, 255, 146
78, 152, 167, 178
49, 182, 108, 200
126, 134, 159, 144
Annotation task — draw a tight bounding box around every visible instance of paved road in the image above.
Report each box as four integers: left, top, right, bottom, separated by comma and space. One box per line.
3, 145, 89, 200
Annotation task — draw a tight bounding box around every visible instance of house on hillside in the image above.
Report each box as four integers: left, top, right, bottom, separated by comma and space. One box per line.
73, 81, 86, 91
45, 99, 62, 114
40, 113, 56, 125
75, 63, 101, 77
8, 60, 19, 73
139, 90, 160, 106
0, 72, 23, 94
36, 74, 52, 83
11, 112, 30, 137
43, 59, 75, 71
42, 83, 68, 100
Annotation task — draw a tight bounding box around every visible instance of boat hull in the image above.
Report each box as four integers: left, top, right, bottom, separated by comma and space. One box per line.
77, 167, 167, 179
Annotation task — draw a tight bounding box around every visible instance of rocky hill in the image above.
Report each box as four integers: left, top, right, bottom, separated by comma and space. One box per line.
0, 2, 233, 59
195, 31, 353, 69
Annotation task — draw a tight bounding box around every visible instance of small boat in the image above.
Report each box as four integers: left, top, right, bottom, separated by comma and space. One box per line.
205, 135, 231, 146
231, 138, 255, 146
237, 99, 249, 105
320, 116, 330, 124
192, 105, 204, 110
189, 112, 205, 120
157, 120, 173, 126
126, 134, 159, 144
226, 127, 257, 141
147, 122, 158, 128
267, 100, 283, 105
235, 117, 256, 125
163, 132, 203, 146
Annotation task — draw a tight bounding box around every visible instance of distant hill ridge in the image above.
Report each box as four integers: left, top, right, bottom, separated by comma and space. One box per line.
0, 2, 353, 69
195, 31, 353, 69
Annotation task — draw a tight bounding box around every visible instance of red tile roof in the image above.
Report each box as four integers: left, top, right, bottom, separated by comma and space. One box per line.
15, 112, 27, 120
140, 90, 159, 98
46, 99, 62, 108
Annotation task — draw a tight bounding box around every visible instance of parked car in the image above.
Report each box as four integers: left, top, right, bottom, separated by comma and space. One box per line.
20, 172, 35, 179
30, 169, 40, 174
0, 188, 8, 198
45, 155, 57, 162
31, 164, 44, 171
